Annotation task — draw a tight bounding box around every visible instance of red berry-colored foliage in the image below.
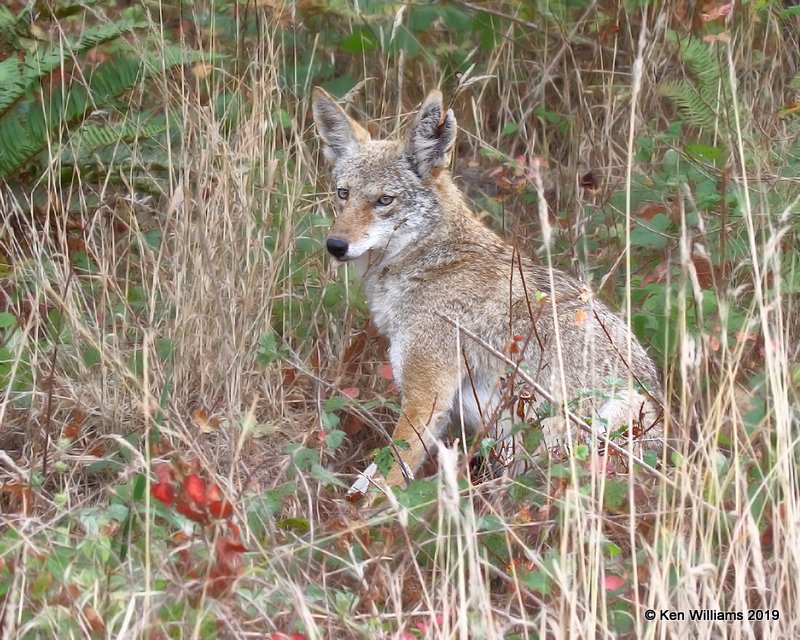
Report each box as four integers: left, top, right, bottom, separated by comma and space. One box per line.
149, 455, 246, 599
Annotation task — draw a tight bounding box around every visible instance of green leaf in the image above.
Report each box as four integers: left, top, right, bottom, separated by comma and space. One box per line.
374, 446, 395, 477
81, 346, 101, 368
387, 28, 421, 58
276, 516, 310, 534
523, 426, 543, 452
602, 479, 627, 511
340, 26, 379, 53
441, 5, 472, 31
549, 463, 575, 479
290, 445, 319, 471
310, 463, 346, 488
133, 473, 147, 501
685, 143, 722, 161
321, 411, 340, 428
502, 122, 519, 135
274, 107, 291, 129
573, 444, 589, 461
257, 331, 287, 367
396, 478, 437, 507
477, 514, 505, 532
143, 229, 162, 251
409, 5, 439, 33
156, 337, 174, 362
0, 312, 15, 329
320, 74, 356, 98
323, 396, 349, 412
0, 57, 23, 114
521, 569, 552, 595
630, 213, 670, 250
474, 12, 500, 51
324, 429, 347, 450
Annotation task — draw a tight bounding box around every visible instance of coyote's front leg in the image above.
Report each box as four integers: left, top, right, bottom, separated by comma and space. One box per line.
348, 352, 460, 503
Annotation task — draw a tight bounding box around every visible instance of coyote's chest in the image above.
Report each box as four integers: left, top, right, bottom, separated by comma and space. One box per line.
361, 263, 416, 338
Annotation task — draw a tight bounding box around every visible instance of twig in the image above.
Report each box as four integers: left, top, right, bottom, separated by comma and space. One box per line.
435, 311, 691, 497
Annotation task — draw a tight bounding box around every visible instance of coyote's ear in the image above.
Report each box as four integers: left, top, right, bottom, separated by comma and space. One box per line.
405, 90, 457, 178
311, 87, 371, 164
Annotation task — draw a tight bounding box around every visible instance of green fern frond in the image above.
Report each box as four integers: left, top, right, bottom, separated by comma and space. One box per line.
88, 55, 144, 102
22, 21, 147, 87
0, 0, 216, 183
662, 32, 731, 131
666, 32, 721, 89
0, 58, 25, 115
0, 6, 16, 40
65, 115, 169, 159
58, 115, 176, 192
0, 4, 30, 50
660, 81, 718, 129
0, 20, 149, 122
74, 20, 147, 52
0, 115, 35, 172
0, 41, 212, 180
140, 44, 226, 75
0, 55, 142, 179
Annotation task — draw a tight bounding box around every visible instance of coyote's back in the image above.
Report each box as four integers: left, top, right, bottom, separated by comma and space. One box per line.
312, 87, 664, 500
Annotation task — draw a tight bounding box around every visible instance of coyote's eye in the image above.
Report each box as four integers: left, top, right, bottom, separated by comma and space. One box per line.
336, 188, 349, 200
376, 195, 394, 206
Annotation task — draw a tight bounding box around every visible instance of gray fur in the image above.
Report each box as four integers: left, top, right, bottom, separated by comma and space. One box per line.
312, 88, 371, 164
404, 90, 457, 178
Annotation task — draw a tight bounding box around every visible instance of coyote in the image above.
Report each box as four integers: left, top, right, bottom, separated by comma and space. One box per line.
311, 87, 664, 501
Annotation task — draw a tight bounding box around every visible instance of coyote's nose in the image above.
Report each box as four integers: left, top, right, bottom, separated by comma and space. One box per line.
326, 237, 349, 259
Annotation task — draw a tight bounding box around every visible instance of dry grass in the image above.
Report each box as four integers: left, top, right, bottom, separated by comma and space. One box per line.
1, 1, 799, 638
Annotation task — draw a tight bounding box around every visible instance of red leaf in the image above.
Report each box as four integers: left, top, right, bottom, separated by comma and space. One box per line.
183, 474, 207, 505
377, 363, 393, 380
416, 613, 445, 633
209, 500, 234, 519
342, 412, 364, 436
217, 535, 246, 555
206, 484, 223, 503
88, 443, 105, 457
703, 32, 731, 43
154, 463, 173, 485
175, 500, 208, 523
579, 170, 599, 191
761, 522, 774, 547
636, 202, 666, 221
83, 605, 105, 635
604, 575, 625, 591
341, 386, 360, 399
151, 483, 175, 506
701, 2, 732, 21
207, 535, 246, 596
64, 409, 84, 439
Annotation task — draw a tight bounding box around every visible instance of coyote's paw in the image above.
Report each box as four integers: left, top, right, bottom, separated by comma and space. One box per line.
530, 391, 663, 465
537, 415, 606, 459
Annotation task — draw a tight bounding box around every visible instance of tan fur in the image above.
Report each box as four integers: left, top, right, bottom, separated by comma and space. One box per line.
311, 87, 665, 501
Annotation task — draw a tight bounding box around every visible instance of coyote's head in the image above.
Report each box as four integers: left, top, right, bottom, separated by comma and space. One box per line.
311, 87, 457, 264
